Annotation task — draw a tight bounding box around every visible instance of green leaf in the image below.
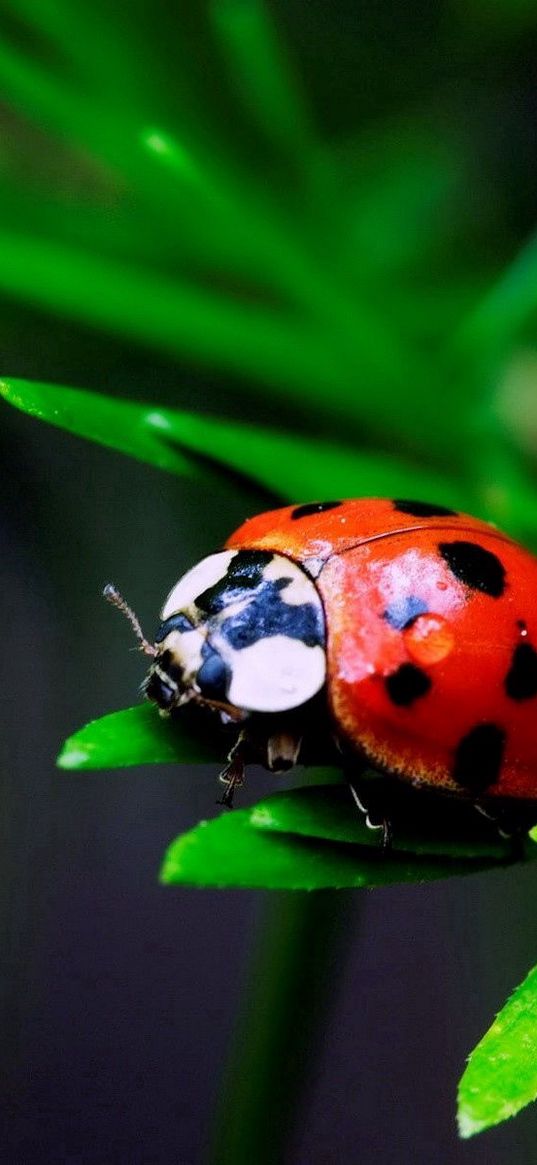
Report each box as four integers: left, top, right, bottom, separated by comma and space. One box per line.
458, 964, 537, 1138
0, 38, 439, 433
0, 28, 466, 454
333, 126, 464, 282
251, 783, 532, 860
0, 233, 345, 398
160, 795, 515, 891
56, 708, 537, 888
0, 377, 465, 505
0, 377, 194, 476
57, 704, 222, 770
457, 231, 537, 363
4, 0, 142, 104
210, 0, 314, 160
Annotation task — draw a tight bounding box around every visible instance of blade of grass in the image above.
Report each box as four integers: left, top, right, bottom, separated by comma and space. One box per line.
0, 14, 471, 454
0, 31, 369, 321
0, 379, 195, 476
0, 210, 467, 455
332, 125, 464, 281
0, 36, 455, 447
0, 36, 132, 159
210, 0, 314, 159
458, 964, 537, 1138
1, 378, 468, 506
3, 0, 142, 103
455, 230, 537, 362
0, 34, 317, 292
0, 237, 346, 397
0, 186, 202, 276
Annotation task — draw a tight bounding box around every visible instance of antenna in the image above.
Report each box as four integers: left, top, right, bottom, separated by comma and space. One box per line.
103, 584, 157, 657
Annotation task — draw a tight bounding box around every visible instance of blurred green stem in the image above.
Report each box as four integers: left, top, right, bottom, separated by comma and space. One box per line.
207, 890, 356, 1165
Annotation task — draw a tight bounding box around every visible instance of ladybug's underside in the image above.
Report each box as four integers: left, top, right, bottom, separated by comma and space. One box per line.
226, 498, 537, 804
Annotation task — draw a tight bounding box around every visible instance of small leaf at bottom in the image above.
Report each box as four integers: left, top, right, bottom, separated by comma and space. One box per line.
458, 964, 537, 1137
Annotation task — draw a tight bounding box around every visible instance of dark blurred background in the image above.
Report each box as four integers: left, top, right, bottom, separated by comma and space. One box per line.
2, 2, 537, 1162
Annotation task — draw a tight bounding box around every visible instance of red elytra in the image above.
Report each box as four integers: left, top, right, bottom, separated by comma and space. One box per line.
226, 498, 537, 801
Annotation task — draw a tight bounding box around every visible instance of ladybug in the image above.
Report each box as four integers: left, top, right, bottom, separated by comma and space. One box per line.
105, 498, 537, 830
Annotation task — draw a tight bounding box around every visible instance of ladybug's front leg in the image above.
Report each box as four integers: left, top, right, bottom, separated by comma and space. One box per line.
217, 730, 248, 808
217, 725, 303, 807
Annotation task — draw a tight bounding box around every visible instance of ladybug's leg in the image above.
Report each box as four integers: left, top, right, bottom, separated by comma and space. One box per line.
345, 764, 393, 851
475, 800, 537, 862
348, 783, 392, 850
217, 730, 248, 809
217, 724, 304, 807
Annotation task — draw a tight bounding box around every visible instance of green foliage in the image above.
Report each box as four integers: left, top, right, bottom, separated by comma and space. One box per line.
159, 800, 510, 891
58, 704, 222, 770
1, 0, 537, 510
458, 965, 537, 1137
58, 704, 537, 889
160, 783, 536, 890
0, 378, 464, 504
2, 0, 537, 1143
250, 782, 526, 859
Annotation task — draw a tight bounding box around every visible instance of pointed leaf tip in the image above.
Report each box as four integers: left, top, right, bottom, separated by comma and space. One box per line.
458, 963, 537, 1137
57, 704, 223, 770
57, 745, 92, 770
457, 1112, 486, 1140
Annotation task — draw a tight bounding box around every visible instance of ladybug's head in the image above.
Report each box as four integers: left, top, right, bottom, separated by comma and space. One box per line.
105, 550, 326, 721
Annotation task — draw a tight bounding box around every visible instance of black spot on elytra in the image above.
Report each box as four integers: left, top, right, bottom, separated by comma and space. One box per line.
291, 501, 342, 520
155, 612, 194, 643
505, 642, 537, 700
195, 550, 274, 615
393, 499, 457, 518
439, 540, 506, 597
197, 644, 231, 700
453, 724, 506, 793
385, 663, 432, 706
384, 595, 428, 631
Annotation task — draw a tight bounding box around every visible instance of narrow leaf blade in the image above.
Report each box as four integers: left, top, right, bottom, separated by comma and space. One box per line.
0, 377, 466, 506
0, 232, 343, 398
0, 378, 193, 475
458, 965, 537, 1138
211, 0, 314, 158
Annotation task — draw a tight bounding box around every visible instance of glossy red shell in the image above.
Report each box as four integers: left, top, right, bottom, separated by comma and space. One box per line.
227, 499, 537, 800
